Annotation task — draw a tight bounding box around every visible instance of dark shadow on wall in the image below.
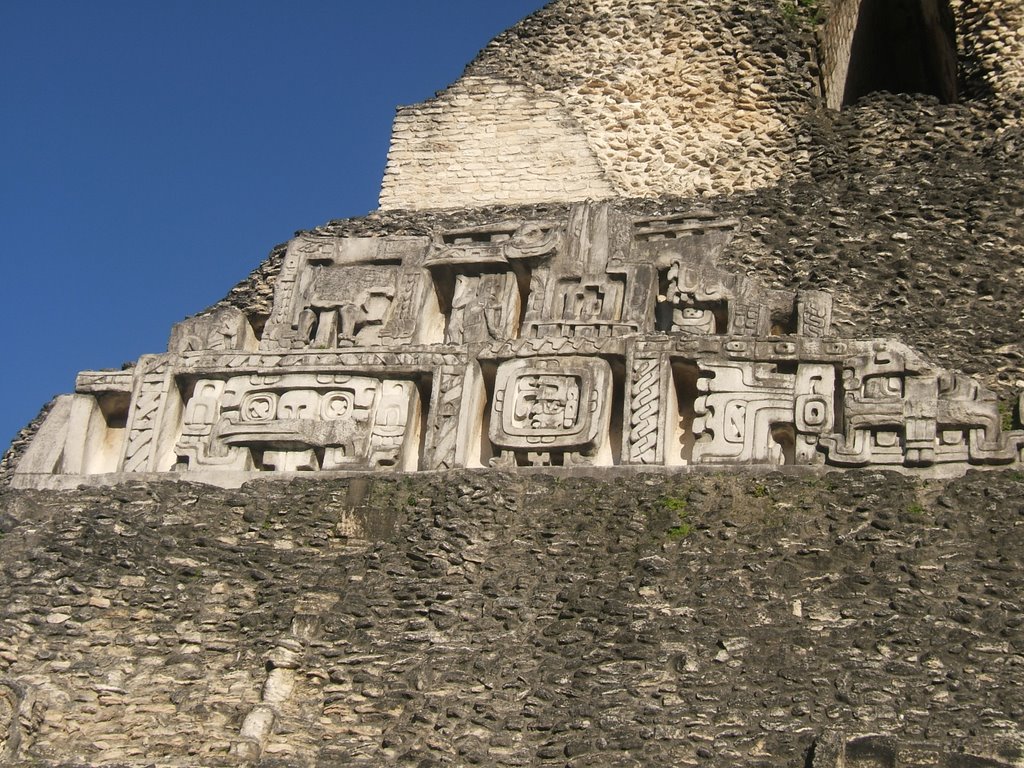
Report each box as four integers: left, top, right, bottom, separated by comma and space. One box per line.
843, 0, 958, 106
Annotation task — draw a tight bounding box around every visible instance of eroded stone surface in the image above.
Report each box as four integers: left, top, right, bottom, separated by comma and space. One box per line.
380, 0, 1023, 209
0, 470, 1021, 765
12, 202, 1022, 487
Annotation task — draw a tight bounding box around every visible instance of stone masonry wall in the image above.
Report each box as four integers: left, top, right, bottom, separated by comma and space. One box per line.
0, 469, 1021, 766
380, 0, 819, 209
378, 0, 1024, 211
379, 76, 614, 210
817, 0, 862, 110
817, 0, 1024, 110
952, 0, 1024, 102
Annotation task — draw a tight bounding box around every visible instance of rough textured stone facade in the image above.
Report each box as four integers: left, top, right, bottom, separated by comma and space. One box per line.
0, 470, 1022, 765
381, 0, 815, 207
380, 76, 614, 209
381, 0, 1023, 208
951, 0, 1024, 101
2, 0, 1024, 764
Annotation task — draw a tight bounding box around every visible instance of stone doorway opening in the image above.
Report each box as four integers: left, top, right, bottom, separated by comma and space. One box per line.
842, 0, 958, 106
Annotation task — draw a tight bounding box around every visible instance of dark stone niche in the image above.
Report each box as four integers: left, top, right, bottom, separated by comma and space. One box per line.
843, 0, 959, 106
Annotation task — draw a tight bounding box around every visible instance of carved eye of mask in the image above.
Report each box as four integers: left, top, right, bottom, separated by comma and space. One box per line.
321, 392, 354, 420
241, 393, 277, 421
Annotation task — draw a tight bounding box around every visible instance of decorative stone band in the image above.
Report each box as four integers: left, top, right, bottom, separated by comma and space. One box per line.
810, 731, 1020, 768
11, 202, 1023, 487
12, 331, 1024, 488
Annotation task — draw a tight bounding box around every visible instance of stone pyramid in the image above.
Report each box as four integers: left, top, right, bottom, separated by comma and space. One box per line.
1, 1, 1023, 765
7, 0, 1024, 487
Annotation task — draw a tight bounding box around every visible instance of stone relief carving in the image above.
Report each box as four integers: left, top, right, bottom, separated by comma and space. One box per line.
13, 202, 1024, 486
489, 357, 613, 467
811, 732, 1018, 768
120, 357, 176, 474
296, 265, 397, 348
445, 272, 518, 344
175, 374, 420, 473
422, 365, 465, 471
688, 361, 835, 465
627, 355, 665, 465
262, 235, 434, 351
169, 307, 258, 355
424, 220, 563, 346
521, 204, 648, 340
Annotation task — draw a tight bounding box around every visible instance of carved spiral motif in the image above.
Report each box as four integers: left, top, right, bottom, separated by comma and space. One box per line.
629, 357, 661, 463
429, 369, 464, 470
241, 393, 278, 422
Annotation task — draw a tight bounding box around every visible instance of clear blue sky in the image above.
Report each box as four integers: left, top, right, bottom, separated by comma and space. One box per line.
1, 1, 548, 448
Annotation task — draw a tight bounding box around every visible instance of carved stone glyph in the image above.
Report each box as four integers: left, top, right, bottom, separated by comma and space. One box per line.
489, 357, 613, 467
13, 202, 1024, 487
689, 361, 835, 466
176, 374, 421, 472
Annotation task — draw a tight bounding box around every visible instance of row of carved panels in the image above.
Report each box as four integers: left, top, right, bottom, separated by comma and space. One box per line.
93, 352, 1024, 476
261, 269, 831, 350
231, 205, 829, 353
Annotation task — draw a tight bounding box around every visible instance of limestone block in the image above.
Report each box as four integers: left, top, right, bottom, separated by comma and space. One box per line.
10, 395, 76, 477
11, 391, 129, 481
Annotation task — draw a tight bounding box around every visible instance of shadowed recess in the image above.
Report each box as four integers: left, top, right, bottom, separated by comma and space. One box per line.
843, 0, 958, 106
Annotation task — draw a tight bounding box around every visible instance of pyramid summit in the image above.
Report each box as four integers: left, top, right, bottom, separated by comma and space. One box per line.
1, 1, 1023, 765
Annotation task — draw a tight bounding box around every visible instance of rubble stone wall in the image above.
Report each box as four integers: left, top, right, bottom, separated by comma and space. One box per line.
380, 0, 819, 208
952, 0, 1024, 101
379, 0, 1024, 210
0, 469, 1021, 766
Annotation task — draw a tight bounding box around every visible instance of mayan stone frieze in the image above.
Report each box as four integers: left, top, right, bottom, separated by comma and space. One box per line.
810, 732, 1020, 768
12, 202, 1024, 487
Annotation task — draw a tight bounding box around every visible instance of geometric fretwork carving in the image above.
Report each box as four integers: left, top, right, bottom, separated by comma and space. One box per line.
690, 361, 832, 465
819, 349, 1024, 467
14, 201, 1024, 487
